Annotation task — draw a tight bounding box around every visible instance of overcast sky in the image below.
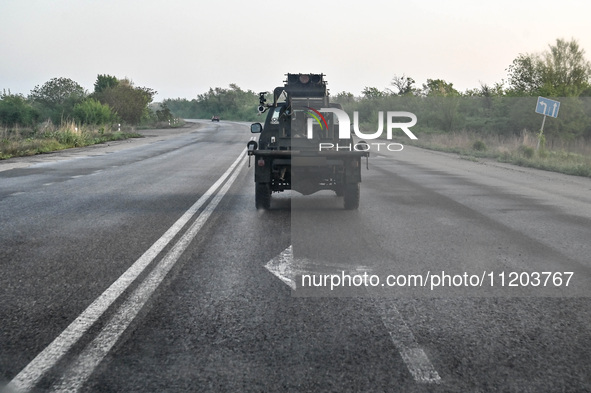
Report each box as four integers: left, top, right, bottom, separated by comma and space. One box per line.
1, 0, 590, 101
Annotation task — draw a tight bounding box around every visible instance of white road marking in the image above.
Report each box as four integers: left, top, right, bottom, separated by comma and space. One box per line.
264, 245, 372, 290
265, 246, 441, 384
373, 300, 442, 383
50, 150, 248, 392
6, 148, 247, 393
265, 245, 297, 289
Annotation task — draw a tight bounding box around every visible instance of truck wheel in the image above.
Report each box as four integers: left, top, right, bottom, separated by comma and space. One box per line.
343, 183, 360, 210
255, 183, 271, 210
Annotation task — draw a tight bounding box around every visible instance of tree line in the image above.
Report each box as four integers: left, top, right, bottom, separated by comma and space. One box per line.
0, 75, 168, 128
333, 38, 591, 143
163, 83, 260, 122
163, 38, 591, 143
3, 38, 589, 143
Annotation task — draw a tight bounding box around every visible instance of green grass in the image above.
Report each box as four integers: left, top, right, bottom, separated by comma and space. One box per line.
498, 149, 591, 177
0, 122, 142, 160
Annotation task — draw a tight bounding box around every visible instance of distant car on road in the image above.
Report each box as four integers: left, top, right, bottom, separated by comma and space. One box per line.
212, 116, 220, 122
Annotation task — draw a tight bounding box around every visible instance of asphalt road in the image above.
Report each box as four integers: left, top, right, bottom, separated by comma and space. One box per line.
1, 120, 591, 392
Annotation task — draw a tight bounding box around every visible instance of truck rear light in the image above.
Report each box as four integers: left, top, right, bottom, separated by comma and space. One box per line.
258, 158, 265, 167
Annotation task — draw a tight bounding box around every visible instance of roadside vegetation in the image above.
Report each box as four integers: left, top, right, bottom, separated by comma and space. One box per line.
163, 83, 260, 122
1, 75, 180, 160
332, 38, 591, 177
405, 130, 591, 177
3, 38, 590, 177
161, 38, 591, 177
0, 122, 140, 160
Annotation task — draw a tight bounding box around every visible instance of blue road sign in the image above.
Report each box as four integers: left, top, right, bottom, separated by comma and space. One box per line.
536, 96, 560, 118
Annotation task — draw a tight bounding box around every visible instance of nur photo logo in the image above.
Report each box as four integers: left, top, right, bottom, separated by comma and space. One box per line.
304, 107, 418, 152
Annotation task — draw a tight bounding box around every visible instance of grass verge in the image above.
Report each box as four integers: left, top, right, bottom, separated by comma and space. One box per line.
1, 122, 142, 160
407, 130, 591, 178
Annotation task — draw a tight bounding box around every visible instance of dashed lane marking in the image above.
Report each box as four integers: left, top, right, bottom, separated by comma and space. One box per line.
373, 299, 442, 383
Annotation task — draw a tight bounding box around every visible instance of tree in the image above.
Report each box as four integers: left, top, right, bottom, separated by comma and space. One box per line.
94, 78, 156, 125
28, 77, 86, 123
389, 74, 416, 96
162, 98, 197, 119
361, 87, 387, 99
154, 102, 173, 122
332, 91, 356, 107
420, 79, 461, 132
173, 84, 259, 121
93, 74, 119, 94
421, 79, 459, 97
506, 38, 591, 97
506, 53, 543, 95
541, 38, 591, 96
29, 77, 86, 107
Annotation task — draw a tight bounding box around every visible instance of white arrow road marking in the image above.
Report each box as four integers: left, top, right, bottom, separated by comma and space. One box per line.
264, 245, 372, 290
7, 148, 247, 393
265, 245, 441, 384
265, 245, 298, 290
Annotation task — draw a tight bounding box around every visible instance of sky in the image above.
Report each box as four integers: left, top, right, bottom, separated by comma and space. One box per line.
1, 0, 590, 102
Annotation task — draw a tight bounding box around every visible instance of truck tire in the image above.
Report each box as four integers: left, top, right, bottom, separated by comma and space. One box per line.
255, 182, 271, 210
343, 183, 360, 210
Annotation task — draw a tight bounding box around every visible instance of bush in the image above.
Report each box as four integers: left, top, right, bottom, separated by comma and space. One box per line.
472, 140, 487, 151
0, 93, 40, 127
518, 145, 535, 158
73, 98, 116, 125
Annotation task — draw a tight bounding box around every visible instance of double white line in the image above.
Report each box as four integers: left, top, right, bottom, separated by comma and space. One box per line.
7, 149, 247, 393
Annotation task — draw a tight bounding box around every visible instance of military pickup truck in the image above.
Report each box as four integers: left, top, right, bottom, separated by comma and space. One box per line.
247, 73, 369, 210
